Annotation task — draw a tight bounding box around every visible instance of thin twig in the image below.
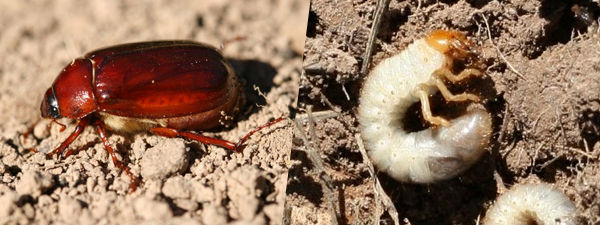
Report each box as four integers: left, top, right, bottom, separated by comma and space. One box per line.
341, 83, 350, 101
361, 0, 391, 76
319, 92, 342, 113
295, 110, 340, 123
479, 14, 527, 80
355, 134, 400, 225
293, 107, 342, 224
493, 169, 507, 194
558, 145, 595, 158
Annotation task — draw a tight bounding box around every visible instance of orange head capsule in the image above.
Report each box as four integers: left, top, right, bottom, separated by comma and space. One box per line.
425, 30, 478, 61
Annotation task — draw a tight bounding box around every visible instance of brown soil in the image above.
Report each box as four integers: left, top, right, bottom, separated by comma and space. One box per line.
287, 0, 600, 224
0, 1, 307, 224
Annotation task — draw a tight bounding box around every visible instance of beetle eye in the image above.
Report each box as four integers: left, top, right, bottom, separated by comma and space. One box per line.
41, 88, 61, 119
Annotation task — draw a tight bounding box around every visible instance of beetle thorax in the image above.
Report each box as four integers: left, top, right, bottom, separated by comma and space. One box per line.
41, 58, 97, 119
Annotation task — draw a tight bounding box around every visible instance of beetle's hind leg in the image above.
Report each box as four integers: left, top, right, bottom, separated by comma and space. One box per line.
151, 116, 285, 153
151, 127, 237, 152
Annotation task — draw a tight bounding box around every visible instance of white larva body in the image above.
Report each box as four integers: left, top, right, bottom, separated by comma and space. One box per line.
358, 38, 492, 183
483, 183, 579, 225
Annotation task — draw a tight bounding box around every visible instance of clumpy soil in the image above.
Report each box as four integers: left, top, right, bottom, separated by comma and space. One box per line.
0, 0, 307, 224
287, 0, 599, 224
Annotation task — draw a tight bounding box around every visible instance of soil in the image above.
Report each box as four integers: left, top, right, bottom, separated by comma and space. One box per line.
287, 0, 600, 224
0, 0, 307, 225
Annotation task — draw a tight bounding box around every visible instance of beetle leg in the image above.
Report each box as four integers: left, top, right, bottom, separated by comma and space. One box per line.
47, 119, 89, 157
21, 118, 41, 153
150, 127, 237, 151
22, 117, 40, 140
434, 78, 480, 102
433, 68, 482, 83
48, 119, 67, 132
95, 121, 137, 193
416, 85, 450, 127
151, 116, 285, 153
231, 116, 285, 151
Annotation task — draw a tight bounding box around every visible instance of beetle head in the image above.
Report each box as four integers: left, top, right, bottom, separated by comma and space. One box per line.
40, 58, 97, 119
41, 88, 61, 119
426, 30, 479, 62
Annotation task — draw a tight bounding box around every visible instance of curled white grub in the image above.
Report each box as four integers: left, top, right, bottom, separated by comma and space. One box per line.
484, 183, 579, 225
358, 30, 492, 183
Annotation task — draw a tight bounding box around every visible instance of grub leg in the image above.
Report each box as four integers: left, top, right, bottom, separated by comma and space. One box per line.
434, 68, 482, 83
434, 79, 480, 102
416, 85, 450, 127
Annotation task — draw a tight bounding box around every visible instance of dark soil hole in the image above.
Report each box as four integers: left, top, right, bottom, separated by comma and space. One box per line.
379, 169, 496, 225
531, 0, 599, 59
5, 139, 19, 152
580, 108, 599, 151
532, 156, 579, 182
285, 162, 325, 204
161, 193, 189, 216
377, 7, 409, 43
6, 165, 22, 176
306, 8, 319, 38
195, 15, 204, 27
16, 195, 36, 207
465, 0, 493, 9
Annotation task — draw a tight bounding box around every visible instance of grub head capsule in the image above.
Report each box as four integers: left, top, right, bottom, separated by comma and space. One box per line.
425, 30, 478, 61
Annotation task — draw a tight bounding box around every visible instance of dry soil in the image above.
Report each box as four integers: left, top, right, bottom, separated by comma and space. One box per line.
286, 0, 600, 224
0, 0, 307, 224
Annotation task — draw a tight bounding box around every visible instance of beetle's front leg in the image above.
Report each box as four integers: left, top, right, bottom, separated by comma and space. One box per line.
95, 121, 137, 192
47, 119, 89, 157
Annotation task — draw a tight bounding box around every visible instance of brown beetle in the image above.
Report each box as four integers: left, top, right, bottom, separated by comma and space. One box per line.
40, 41, 283, 191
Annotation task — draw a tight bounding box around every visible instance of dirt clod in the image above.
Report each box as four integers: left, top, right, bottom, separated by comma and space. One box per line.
162, 175, 191, 199
134, 197, 173, 221
0, 0, 304, 224
15, 170, 54, 197
141, 138, 188, 180
288, 0, 600, 224
202, 203, 229, 225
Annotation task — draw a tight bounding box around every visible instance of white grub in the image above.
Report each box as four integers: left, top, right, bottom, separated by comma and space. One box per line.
483, 183, 579, 225
358, 30, 492, 183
